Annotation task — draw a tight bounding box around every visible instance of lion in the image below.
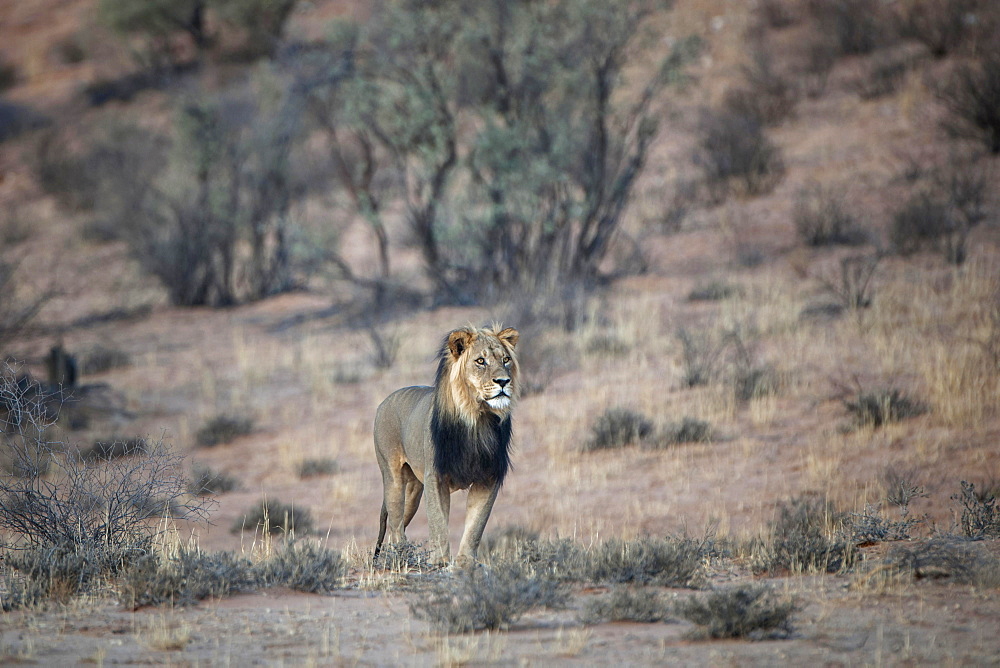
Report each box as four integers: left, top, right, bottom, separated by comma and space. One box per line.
373, 324, 519, 568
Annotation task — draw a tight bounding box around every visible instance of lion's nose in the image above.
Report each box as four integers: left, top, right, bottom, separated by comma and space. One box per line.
495, 377, 510, 389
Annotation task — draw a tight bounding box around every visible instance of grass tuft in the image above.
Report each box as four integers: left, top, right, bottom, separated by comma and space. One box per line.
232, 498, 314, 536
579, 587, 672, 624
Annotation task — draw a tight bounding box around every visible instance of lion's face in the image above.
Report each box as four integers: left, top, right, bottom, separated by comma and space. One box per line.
445, 326, 519, 418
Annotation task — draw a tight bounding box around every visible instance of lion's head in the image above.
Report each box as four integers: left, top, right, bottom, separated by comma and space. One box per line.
436, 324, 519, 424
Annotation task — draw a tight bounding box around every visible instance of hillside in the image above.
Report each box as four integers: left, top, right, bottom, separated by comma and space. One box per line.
1, 0, 999, 664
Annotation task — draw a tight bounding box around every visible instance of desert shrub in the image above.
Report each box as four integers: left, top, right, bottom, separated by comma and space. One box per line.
80, 345, 131, 375
688, 281, 742, 302
844, 388, 926, 428
855, 48, 914, 100
480, 525, 540, 558
757, 0, 795, 29
891, 191, 956, 255
847, 504, 922, 544
81, 437, 150, 461
372, 540, 436, 573
801, 39, 837, 98
805, 0, 892, 56
676, 327, 724, 388
195, 414, 254, 447
695, 108, 785, 201
232, 498, 313, 536
755, 497, 856, 574
794, 185, 867, 246
579, 587, 672, 624
0, 370, 210, 606
409, 563, 567, 633
119, 548, 256, 609
653, 417, 712, 448
584, 408, 654, 451
676, 584, 797, 640
881, 538, 991, 583
570, 537, 707, 588
817, 254, 880, 311
896, 0, 980, 57
937, 49, 1000, 154
187, 463, 240, 495
367, 327, 399, 370
0, 102, 48, 143
723, 47, 797, 126
953, 480, 1000, 539
254, 540, 345, 593
296, 458, 338, 478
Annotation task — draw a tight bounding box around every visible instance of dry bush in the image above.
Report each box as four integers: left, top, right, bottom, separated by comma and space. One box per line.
676, 327, 725, 388
844, 388, 927, 428
372, 540, 436, 573
0, 369, 211, 608
676, 584, 797, 640
794, 185, 868, 246
409, 563, 567, 633
816, 254, 880, 311
757, 0, 796, 29
687, 281, 742, 302
754, 496, 856, 574
953, 480, 1000, 539
584, 408, 654, 451
895, 0, 981, 57
937, 49, 1000, 154
79, 345, 131, 375
695, 109, 785, 201
253, 540, 345, 593
569, 537, 707, 588
296, 457, 338, 479
232, 498, 314, 536
723, 46, 797, 126
195, 414, 254, 447
882, 538, 993, 583
579, 587, 672, 624
81, 437, 150, 461
652, 417, 713, 448
119, 549, 256, 609
187, 462, 240, 495
805, 0, 895, 56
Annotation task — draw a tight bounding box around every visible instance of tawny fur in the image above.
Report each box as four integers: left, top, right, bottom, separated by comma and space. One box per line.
373, 325, 519, 567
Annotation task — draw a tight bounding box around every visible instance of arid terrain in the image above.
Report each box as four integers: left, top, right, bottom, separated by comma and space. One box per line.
1, 0, 999, 664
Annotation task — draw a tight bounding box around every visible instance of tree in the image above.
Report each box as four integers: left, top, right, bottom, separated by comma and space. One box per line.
302, 0, 697, 304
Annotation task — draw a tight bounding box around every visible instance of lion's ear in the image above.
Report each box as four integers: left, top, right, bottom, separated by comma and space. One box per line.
447, 328, 476, 359
497, 327, 519, 349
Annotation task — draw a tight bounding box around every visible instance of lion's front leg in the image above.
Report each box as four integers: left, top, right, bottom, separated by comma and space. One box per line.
423, 469, 452, 565
455, 482, 500, 569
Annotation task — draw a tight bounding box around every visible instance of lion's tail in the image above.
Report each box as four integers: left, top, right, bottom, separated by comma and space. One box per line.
374, 501, 388, 561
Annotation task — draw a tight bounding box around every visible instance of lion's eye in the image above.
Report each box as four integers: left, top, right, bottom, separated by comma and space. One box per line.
475, 357, 486, 366
502, 356, 511, 365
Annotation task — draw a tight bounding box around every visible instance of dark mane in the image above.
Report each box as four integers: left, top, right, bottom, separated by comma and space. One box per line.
431, 407, 512, 489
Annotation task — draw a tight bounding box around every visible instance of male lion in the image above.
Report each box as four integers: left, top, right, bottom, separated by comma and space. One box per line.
373, 324, 519, 568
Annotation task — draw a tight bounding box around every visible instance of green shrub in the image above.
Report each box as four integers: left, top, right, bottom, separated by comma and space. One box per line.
677, 584, 797, 640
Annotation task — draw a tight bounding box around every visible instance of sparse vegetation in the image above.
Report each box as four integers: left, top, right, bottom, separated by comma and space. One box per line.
793, 185, 867, 246
584, 408, 654, 451
688, 281, 742, 302
677, 327, 724, 388
696, 108, 785, 201
195, 414, 254, 447
954, 480, 1000, 539
844, 388, 927, 428
937, 49, 1000, 154
569, 537, 707, 588
232, 498, 314, 536
755, 496, 856, 574
580, 587, 672, 624
296, 457, 338, 479
409, 564, 567, 633
187, 462, 240, 495
676, 584, 797, 640
655, 417, 713, 447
